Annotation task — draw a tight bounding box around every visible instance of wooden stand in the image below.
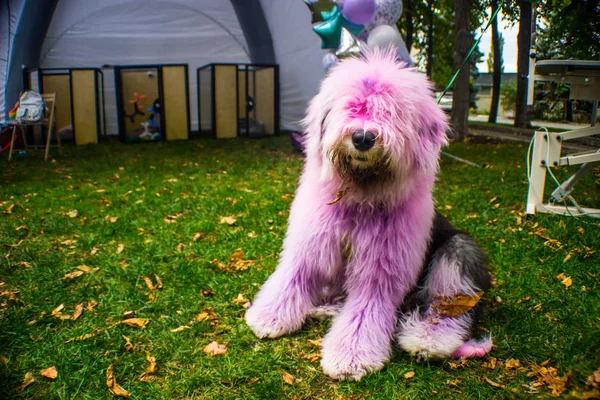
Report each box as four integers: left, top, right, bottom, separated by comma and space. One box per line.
8, 93, 62, 161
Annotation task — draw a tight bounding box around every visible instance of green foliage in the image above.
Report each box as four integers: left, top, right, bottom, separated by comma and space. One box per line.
500, 81, 517, 113
536, 0, 600, 60
400, 0, 485, 89
0, 137, 598, 398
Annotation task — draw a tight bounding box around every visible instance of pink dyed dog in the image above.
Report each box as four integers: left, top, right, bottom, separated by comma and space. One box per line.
246, 50, 492, 380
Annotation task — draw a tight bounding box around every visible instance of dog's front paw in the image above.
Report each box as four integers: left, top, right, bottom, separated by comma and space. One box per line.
245, 306, 300, 339
320, 341, 388, 381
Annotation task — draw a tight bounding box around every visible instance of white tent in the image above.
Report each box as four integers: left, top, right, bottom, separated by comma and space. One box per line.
1, 0, 325, 133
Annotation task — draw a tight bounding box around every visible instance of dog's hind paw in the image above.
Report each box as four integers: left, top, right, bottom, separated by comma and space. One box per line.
244, 306, 300, 339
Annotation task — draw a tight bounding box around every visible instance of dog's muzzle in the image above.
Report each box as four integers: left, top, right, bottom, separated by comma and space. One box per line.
351, 130, 376, 152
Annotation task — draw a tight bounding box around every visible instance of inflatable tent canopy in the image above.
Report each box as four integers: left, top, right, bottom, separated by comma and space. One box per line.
0, 0, 326, 137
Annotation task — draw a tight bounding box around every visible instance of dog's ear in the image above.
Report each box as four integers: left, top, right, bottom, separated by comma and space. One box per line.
418, 99, 449, 150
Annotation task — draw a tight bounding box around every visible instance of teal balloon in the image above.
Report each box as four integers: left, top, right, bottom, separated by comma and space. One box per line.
312, 12, 342, 49
341, 16, 364, 36
320, 5, 338, 20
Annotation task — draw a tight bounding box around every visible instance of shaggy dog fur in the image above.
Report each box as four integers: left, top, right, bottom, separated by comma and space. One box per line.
245, 50, 492, 381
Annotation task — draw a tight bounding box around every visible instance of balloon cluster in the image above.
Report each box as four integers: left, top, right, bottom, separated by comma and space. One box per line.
305, 0, 409, 71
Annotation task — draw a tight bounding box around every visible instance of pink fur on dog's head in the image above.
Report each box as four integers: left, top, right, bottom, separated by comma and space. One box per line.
303, 49, 448, 206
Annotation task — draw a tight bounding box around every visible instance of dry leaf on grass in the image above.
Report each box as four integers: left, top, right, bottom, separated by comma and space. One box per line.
204, 341, 227, 356
482, 357, 498, 370
282, 372, 295, 385
121, 318, 149, 329
176, 243, 186, 253
303, 353, 321, 362
72, 303, 84, 320
62, 270, 85, 280
232, 294, 249, 305
170, 325, 191, 333
484, 377, 505, 389
196, 308, 219, 325
139, 353, 157, 382
588, 367, 600, 388
404, 371, 415, 379
448, 359, 468, 369
116, 244, 125, 254
40, 366, 57, 380
66, 210, 79, 218
86, 300, 98, 311
77, 265, 99, 274
142, 276, 155, 290
13, 372, 35, 392
220, 216, 237, 225
193, 232, 207, 242
528, 363, 570, 397
154, 275, 163, 289
505, 359, 521, 370
432, 292, 483, 318
106, 364, 131, 397
308, 339, 321, 347
123, 336, 134, 352
65, 329, 101, 343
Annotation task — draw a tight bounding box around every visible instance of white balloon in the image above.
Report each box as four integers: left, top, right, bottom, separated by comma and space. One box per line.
366, 24, 402, 49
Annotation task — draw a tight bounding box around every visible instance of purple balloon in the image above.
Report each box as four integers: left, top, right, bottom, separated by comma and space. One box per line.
340, 0, 376, 25
358, 0, 403, 40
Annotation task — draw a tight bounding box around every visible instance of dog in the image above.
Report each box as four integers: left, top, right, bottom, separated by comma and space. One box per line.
245, 49, 492, 381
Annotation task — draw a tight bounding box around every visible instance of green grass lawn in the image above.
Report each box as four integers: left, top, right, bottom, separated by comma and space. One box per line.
1, 136, 598, 399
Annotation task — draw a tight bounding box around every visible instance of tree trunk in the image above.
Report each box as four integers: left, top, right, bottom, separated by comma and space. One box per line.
488, 0, 502, 123
515, 0, 532, 128
405, 0, 413, 54
451, 0, 471, 139
426, 0, 434, 79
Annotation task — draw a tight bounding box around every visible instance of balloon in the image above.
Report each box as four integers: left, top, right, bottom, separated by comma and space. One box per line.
336, 28, 363, 59
322, 52, 340, 70
358, 0, 403, 39
366, 24, 402, 50
303, 0, 335, 24
312, 9, 343, 49
340, 0, 376, 25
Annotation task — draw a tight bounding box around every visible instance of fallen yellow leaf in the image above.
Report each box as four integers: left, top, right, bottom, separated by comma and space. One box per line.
204, 341, 227, 356
106, 364, 131, 397
505, 359, 521, 370
432, 292, 483, 318
560, 276, 573, 289
121, 318, 149, 329
72, 303, 84, 320
142, 276, 155, 290
232, 293, 249, 305
484, 377, 505, 389
66, 210, 79, 218
123, 336, 134, 352
220, 216, 237, 225
154, 275, 163, 290
282, 372, 295, 385
77, 265, 99, 274
40, 366, 58, 380
139, 353, 157, 382
116, 244, 125, 254
62, 270, 85, 280
404, 371, 415, 379
170, 326, 191, 333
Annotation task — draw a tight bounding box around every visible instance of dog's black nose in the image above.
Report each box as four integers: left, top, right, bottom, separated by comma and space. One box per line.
352, 130, 376, 151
